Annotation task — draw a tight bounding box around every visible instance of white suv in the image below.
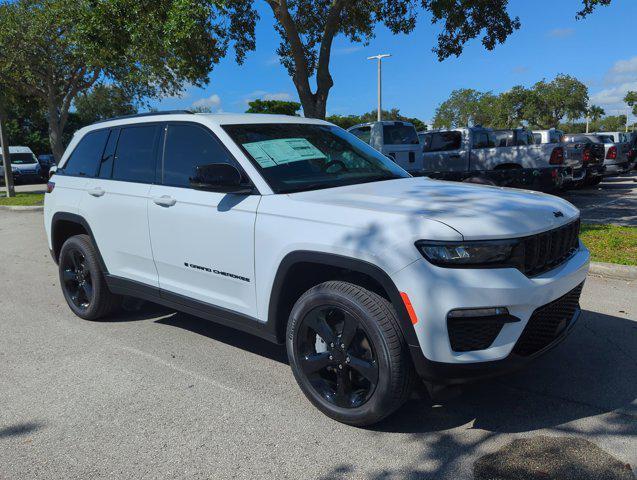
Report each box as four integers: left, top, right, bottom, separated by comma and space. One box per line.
44, 111, 589, 426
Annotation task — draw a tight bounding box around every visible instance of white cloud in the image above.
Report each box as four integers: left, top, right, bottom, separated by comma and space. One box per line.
191, 93, 222, 111
547, 28, 575, 38
240, 90, 297, 106
604, 56, 637, 85
263, 92, 293, 101
589, 56, 637, 117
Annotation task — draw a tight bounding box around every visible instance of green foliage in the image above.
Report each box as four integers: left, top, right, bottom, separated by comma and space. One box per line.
0, 0, 252, 159
587, 105, 605, 122
625, 91, 637, 116
245, 99, 301, 116
74, 85, 137, 124
433, 74, 589, 129
326, 108, 426, 131
432, 89, 499, 128
0, 192, 44, 206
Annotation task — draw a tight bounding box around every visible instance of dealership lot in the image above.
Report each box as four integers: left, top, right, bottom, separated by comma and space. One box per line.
0, 209, 635, 479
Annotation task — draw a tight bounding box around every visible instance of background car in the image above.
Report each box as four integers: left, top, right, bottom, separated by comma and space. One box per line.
0, 146, 42, 184
348, 121, 423, 173
38, 154, 56, 179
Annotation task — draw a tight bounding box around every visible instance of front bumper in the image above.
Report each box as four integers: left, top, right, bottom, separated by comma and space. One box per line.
410, 308, 581, 385
392, 242, 589, 383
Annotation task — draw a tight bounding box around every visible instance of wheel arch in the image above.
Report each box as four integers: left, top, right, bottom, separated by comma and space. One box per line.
267, 251, 418, 347
51, 212, 108, 272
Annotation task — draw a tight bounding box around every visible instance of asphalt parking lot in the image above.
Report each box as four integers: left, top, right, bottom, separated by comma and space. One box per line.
0, 210, 635, 479
562, 173, 637, 226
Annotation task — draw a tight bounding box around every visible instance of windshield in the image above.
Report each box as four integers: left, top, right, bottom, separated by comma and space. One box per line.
0, 153, 38, 164
223, 123, 410, 194
382, 124, 419, 145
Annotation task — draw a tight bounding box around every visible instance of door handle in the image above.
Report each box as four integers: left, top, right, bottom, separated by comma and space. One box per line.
87, 187, 105, 197
153, 195, 176, 207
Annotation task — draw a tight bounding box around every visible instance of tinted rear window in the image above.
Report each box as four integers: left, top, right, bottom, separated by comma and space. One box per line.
350, 126, 372, 144
382, 124, 419, 145
63, 130, 109, 177
422, 131, 462, 152
112, 125, 160, 183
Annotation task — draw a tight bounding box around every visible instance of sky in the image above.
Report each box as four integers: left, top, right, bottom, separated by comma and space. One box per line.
150, 0, 637, 125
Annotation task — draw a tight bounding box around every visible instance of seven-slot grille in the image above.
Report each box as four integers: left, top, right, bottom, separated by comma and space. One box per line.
522, 220, 580, 276
513, 282, 584, 356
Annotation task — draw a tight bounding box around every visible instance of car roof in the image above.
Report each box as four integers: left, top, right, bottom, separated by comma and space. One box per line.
348, 120, 414, 129
75, 112, 332, 137
6, 146, 34, 153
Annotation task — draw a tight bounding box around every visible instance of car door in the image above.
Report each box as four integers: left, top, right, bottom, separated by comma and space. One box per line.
80, 123, 161, 287
423, 131, 467, 172
147, 122, 260, 317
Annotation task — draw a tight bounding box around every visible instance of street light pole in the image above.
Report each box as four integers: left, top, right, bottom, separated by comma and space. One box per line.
367, 54, 391, 122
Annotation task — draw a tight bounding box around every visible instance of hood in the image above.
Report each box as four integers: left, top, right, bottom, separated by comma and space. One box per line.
289, 177, 579, 240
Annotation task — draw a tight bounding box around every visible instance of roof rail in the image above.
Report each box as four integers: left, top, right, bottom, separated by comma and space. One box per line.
91, 110, 194, 125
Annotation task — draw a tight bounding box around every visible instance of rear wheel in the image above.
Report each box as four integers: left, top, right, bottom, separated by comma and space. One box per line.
286, 281, 414, 426
59, 234, 120, 320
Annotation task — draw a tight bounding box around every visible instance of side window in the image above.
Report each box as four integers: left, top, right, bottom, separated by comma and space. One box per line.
424, 132, 461, 152
162, 124, 237, 188
515, 132, 530, 146
112, 125, 160, 183
473, 132, 496, 149
97, 129, 119, 179
62, 130, 109, 177
350, 127, 372, 144
533, 133, 542, 144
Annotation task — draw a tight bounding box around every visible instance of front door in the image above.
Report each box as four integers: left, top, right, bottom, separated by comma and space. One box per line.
148, 122, 260, 318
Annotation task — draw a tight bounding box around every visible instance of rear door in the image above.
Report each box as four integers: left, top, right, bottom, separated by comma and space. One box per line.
80, 123, 161, 287
422, 131, 466, 172
380, 123, 423, 171
147, 122, 260, 317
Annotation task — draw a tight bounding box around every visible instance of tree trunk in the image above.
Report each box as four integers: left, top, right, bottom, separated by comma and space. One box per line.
47, 103, 66, 163
295, 87, 328, 119
0, 112, 16, 197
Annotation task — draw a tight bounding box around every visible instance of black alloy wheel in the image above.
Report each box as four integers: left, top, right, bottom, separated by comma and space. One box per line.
298, 305, 379, 409
287, 281, 414, 426
61, 248, 94, 311
58, 234, 120, 320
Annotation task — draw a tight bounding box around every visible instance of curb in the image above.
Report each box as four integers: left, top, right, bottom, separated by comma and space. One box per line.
589, 261, 637, 281
0, 205, 43, 211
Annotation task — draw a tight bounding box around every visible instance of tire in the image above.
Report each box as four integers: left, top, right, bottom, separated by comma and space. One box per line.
586, 176, 603, 186
58, 234, 120, 320
286, 281, 415, 426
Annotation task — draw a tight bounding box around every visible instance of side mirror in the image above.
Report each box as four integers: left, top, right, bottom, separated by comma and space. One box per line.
190, 163, 253, 194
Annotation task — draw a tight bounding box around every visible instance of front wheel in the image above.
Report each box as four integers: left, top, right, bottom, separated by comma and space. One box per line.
286, 281, 414, 426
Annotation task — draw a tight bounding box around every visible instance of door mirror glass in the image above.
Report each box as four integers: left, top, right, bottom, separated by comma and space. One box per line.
190, 163, 252, 194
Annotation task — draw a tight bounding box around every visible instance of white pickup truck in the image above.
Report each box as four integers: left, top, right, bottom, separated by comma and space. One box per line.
420, 127, 568, 191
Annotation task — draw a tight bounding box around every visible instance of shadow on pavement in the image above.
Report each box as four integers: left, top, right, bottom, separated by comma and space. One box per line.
0, 422, 43, 439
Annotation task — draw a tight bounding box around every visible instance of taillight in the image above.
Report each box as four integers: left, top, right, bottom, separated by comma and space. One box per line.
550, 146, 564, 165
583, 147, 591, 163
46, 181, 55, 193
607, 146, 617, 160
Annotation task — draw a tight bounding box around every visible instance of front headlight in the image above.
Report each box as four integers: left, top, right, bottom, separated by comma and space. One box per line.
415, 239, 522, 268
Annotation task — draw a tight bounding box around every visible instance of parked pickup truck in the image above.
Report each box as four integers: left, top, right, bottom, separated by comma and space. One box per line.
588, 133, 631, 175
561, 134, 606, 186
420, 127, 567, 191
533, 129, 602, 187
348, 121, 423, 173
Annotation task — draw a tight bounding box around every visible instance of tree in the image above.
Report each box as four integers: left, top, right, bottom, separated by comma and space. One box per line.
216, 1, 611, 119
432, 89, 498, 128
522, 75, 589, 129
74, 85, 137, 125
625, 91, 637, 116
597, 115, 627, 132
245, 99, 301, 115
326, 108, 426, 131
0, 0, 254, 160
588, 105, 605, 123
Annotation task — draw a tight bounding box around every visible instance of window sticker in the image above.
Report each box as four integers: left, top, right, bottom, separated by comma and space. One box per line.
243, 138, 326, 168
